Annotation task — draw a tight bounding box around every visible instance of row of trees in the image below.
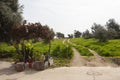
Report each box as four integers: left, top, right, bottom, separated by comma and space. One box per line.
83, 19, 120, 42
65, 19, 120, 42
56, 30, 82, 39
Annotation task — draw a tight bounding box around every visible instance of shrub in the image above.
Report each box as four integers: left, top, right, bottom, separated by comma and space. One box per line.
51, 45, 73, 59
0, 43, 15, 58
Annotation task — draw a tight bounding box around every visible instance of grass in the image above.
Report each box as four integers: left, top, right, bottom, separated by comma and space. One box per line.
0, 43, 15, 58
0, 39, 73, 67
71, 38, 120, 57
67, 39, 93, 56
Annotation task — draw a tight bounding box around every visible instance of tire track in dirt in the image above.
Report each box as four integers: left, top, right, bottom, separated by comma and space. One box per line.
87, 49, 117, 67
68, 39, 117, 67
70, 47, 87, 66
63, 39, 87, 67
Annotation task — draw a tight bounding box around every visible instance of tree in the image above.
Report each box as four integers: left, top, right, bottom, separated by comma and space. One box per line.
82, 29, 92, 39
0, 0, 23, 42
74, 30, 81, 38
107, 28, 118, 39
12, 22, 55, 63
106, 19, 120, 39
56, 32, 64, 39
41, 25, 55, 56
68, 34, 73, 38
91, 23, 108, 42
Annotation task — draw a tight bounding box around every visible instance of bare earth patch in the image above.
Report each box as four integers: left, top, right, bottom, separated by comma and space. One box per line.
0, 61, 120, 80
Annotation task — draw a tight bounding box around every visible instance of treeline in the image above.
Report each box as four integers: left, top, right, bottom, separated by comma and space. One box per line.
56, 19, 120, 42
82, 19, 120, 42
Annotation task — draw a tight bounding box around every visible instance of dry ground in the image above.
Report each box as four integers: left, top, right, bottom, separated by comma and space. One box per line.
0, 61, 120, 80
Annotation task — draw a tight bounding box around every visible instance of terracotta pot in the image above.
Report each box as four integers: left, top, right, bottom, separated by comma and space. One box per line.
14, 62, 25, 72
33, 61, 44, 71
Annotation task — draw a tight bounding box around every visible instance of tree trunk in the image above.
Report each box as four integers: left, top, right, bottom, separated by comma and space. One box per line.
48, 41, 51, 56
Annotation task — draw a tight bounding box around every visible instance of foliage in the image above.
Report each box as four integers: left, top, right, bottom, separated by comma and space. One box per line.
0, 43, 15, 58
74, 30, 82, 38
106, 19, 120, 39
75, 46, 93, 56
13, 40, 34, 62
56, 32, 65, 39
67, 39, 93, 56
68, 34, 73, 38
91, 23, 108, 42
0, 0, 23, 42
52, 58, 70, 67
71, 38, 120, 57
51, 45, 73, 59
51, 39, 73, 59
82, 29, 92, 39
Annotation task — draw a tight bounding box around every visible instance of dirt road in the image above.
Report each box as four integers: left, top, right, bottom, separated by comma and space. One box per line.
88, 49, 116, 66
63, 39, 87, 66
70, 48, 87, 66
68, 39, 117, 67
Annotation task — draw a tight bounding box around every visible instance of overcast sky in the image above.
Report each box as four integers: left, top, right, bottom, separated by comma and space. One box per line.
19, 0, 120, 36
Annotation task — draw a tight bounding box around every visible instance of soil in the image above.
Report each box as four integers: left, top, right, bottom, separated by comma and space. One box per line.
70, 47, 87, 66
0, 61, 120, 80
67, 39, 117, 67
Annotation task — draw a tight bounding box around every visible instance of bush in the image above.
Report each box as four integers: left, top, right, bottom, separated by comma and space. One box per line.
0, 43, 15, 58
75, 46, 93, 56
51, 45, 73, 59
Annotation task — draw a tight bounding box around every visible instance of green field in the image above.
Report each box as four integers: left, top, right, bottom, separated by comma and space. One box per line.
67, 39, 93, 56
71, 38, 120, 57
0, 39, 73, 67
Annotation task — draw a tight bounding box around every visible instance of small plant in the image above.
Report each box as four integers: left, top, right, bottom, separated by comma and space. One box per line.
13, 40, 34, 63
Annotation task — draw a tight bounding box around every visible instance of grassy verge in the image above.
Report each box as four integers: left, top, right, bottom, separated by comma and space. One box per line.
71, 38, 120, 57
67, 39, 93, 56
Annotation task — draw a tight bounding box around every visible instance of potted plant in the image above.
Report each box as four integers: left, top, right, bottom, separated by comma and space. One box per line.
33, 53, 45, 70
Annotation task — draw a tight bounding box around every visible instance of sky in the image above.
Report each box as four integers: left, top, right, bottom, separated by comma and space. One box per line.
19, 0, 120, 36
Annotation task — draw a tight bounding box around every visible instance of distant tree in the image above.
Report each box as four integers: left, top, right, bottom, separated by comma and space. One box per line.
74, 30, 81, 38
82, 29, 92, 39
107, 28, 118, 39
56, 32, 64, 39
91, 23, 108, 42
68, 34, 73, 38
106, 19, 120, 39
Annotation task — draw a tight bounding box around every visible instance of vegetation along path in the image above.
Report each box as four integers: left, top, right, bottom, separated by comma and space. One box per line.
67, 39, 117, 67
63, 39, 87, 66
88, 48, 117, 67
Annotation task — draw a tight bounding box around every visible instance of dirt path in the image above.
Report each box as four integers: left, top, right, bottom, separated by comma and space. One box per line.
62, 39, 68, 47
88, 49, 117, 67
63, 39, 87, 67
70, 47, 87, 66
67, 39, 117, 67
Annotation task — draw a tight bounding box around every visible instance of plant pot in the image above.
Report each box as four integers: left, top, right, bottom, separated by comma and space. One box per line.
14, 62, 25, 72
48, 57, 53, 66
33, 61, 44, 71
44, 61, 49, 69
